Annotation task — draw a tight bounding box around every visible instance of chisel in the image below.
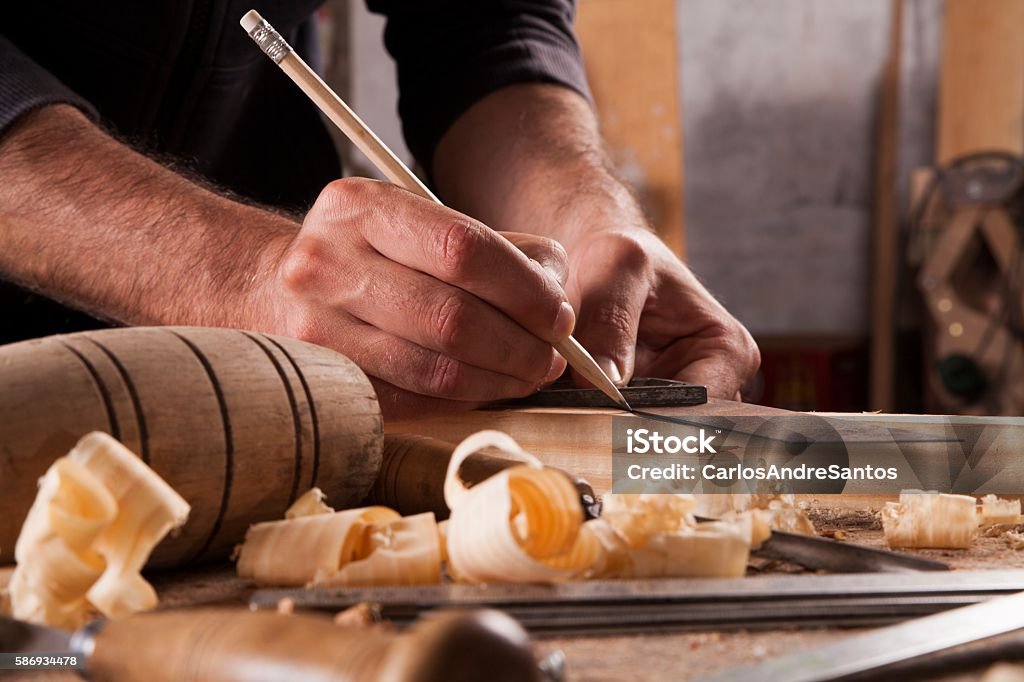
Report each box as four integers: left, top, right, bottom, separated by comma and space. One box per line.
0, 608, 542, 681
702, 589, 1024, 682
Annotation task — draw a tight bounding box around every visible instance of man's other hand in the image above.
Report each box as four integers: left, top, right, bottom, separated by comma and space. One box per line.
565, 227, 759, 401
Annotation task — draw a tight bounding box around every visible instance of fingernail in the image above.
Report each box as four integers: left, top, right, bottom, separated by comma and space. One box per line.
553, 301, 576, 339
595, 356, 624, 386
544, 353, 567, 383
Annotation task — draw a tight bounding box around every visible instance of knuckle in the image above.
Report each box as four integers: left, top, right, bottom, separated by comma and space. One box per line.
609, 233, 651, 272
436, 219, 485, 280
426, 353, 463, 396
279, 240, 324, 293
334, 176, 377, 197
431, 293, 470, 353
317, 177, 378, 215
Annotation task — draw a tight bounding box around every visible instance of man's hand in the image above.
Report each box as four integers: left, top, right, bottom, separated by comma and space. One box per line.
434, 84, 760, 399
563, 228, 758, 400
0, 106, 573, 419
256, 178, 572, 417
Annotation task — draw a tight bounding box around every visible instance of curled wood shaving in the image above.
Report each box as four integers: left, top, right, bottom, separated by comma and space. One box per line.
443, 431, 599, 584
601, 493, 695, 547
10, 432, 190, 628
979, 494, 1022, 526
236, 505, 441, 587
314, 512, 442, 587
695, 494, 816, 537
285, 487, 334, 519
585, 494, 751, 579
760, 499, 817, 536
882, 491, 978, 549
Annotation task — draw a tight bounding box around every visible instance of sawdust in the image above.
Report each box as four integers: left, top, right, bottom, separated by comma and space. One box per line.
981, 524, 1024, 538
805, 506, 882, 532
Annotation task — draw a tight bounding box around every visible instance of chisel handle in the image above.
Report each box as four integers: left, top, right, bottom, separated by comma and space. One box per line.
87, 608, 539, 682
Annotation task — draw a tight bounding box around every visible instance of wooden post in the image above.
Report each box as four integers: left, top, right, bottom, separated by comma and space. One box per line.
937, 0, 1024, 161
575, 0, 686, 257
869, 0, 903, 411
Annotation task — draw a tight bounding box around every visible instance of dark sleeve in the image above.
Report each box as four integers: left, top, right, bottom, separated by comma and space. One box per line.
365, 0, 590, 170
0, 35, 97, 138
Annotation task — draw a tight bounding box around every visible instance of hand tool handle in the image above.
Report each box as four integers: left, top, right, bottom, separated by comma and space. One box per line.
0, 327, 382, 566
370, 433, 600, 519
87, 608, 540, 682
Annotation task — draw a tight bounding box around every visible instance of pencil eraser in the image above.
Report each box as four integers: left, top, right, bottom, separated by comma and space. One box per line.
240, 10, 264, 33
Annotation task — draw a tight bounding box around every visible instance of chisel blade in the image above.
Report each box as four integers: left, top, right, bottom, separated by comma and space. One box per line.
701, 589, 1024, 682
754, 529, 950, 573
0, 616, 73, 654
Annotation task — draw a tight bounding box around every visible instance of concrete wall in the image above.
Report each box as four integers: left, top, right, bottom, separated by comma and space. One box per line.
344, 0, 943, 336
681, 0, 942, 335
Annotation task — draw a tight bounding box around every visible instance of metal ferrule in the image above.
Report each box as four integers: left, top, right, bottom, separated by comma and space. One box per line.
70, 618, 104, 662
247, 19, 292, 64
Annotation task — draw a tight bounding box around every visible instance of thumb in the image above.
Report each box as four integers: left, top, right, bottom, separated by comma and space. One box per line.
570, 271, 647, 388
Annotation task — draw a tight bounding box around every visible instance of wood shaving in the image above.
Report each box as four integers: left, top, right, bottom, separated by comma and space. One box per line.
584, 493, 754, 579
761, 499, 817, 536
236, 505, 441, 587
285, 487, 334, 519
882, 491, 977, 549
443, 431, 600, 583
979, 494, 1022, 526
236, 431, 807, 590
9, 432, 190, 628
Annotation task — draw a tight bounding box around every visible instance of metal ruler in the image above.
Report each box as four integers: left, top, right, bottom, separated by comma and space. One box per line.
703, 588, 1024, 682
504, 377, 708, 409
251, 570, 1024, 637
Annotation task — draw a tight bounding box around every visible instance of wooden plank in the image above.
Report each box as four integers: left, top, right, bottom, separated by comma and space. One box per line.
389, 400, 787, 494
387, 400, 992, 497
869, 0, 903, 411
575, 0, 686, 257
937, 0, 1024, 162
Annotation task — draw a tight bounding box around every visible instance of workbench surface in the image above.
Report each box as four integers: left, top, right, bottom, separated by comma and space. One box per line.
12, 502, 1024, 682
